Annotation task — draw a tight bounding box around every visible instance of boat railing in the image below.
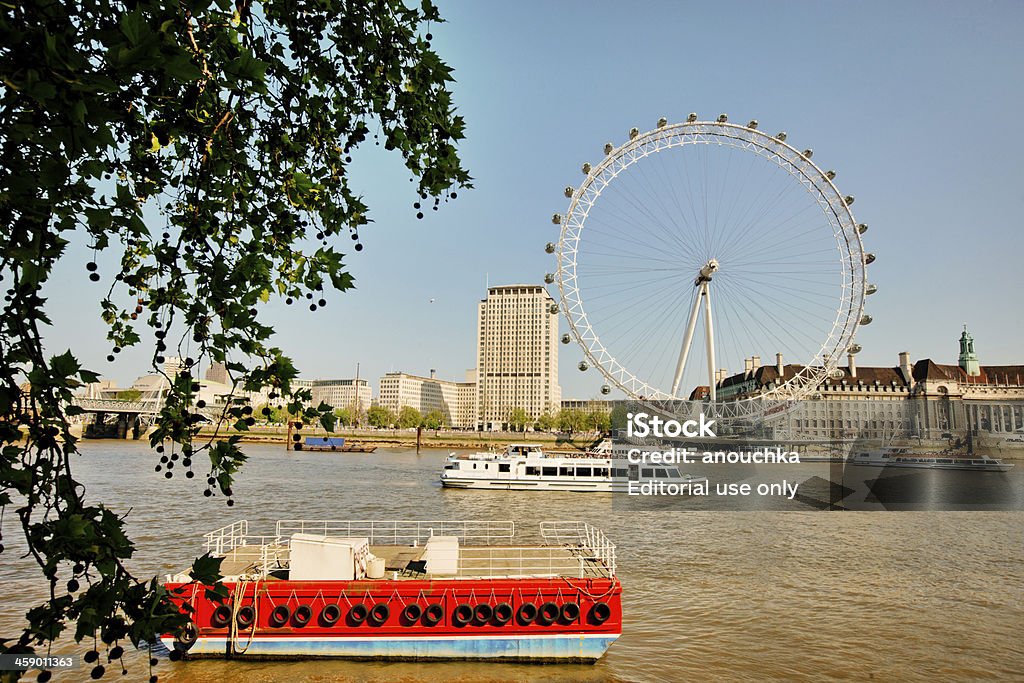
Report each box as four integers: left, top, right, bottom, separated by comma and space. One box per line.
251, 540, 290, 576
274, 519, 516, 546
455, 544, 613, 579
539, 521, 617, 577
203, 520, 249, 555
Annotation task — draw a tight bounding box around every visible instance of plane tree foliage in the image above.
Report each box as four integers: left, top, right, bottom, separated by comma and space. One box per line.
0, 0, 469, 672
366, 404, 396, 428
422, 408, 444, 431
397, 405, 421, 429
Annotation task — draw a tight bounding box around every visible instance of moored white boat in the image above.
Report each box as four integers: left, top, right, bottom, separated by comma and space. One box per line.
440, 442, 708, 492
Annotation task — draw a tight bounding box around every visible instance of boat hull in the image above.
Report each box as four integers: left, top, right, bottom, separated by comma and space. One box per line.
440, 477, 708, 492
159, 632, 617, 662
162, 576, 622, 663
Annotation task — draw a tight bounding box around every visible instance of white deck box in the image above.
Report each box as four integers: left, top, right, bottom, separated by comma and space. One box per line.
422, 535, 459, 576
288, 534, 369, 581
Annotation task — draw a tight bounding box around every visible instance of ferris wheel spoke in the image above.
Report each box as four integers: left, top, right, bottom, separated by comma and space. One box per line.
602, 167, 695, 256
724, 220, 837, 265
724, 274, 838, 306
714, 276, 829, 350
719, 206, 826, 266
717, 175, 808, 263
712, 282, 816, 365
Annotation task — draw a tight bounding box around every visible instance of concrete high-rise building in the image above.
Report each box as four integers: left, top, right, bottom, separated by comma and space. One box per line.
204, 361, 229, 385
476, 285, 561, 430
310, 379, 372, 417
377, 370, 476, 429
163, 356, 185, 379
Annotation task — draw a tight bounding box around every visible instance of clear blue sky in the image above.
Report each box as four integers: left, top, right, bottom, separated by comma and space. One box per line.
43, 0, 1024, 400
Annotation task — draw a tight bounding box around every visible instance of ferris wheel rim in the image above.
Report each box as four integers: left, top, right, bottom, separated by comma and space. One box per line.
554, 119, 868, 417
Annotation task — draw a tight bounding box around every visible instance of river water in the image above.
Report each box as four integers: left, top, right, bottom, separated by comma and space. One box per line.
2, 442, 1022, 682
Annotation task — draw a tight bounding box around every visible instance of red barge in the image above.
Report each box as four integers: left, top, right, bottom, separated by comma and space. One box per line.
162, 519, 621, 662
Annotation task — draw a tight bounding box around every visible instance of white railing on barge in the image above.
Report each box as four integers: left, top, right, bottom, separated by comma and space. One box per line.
455, 544, 612, 579
204, 520, 249, 555
199, 520, 616, 580
274, 520, 515, 546
540, 521, 617, 577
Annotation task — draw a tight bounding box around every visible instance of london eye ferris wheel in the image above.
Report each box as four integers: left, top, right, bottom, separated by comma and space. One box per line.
547, 114, 874, 420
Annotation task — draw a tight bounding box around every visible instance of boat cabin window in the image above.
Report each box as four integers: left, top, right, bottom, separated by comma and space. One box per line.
498, 463, 510, 473
594, 467, 609, 477
526, 466, 540, 476
444, 463, 457, 470
612, 468, 629, 478
641, 468, 654, 478
655, 468, 668, 478
559, 466, 573, 476
576, 467, 592, 477
542, 466, 558, 476
667, 469, 681, 478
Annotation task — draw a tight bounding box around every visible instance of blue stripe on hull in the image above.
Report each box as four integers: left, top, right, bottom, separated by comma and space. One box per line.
162, 634, 618, 662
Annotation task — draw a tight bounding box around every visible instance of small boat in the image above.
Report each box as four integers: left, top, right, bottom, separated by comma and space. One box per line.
440, 442, 707, 492
162, 519, 621, 662
847, 448, 1014, 472
294, 436, 377, 452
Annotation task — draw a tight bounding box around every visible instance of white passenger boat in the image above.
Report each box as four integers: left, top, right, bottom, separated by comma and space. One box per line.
440, 443, 707, 492
847, 448, 1014, 472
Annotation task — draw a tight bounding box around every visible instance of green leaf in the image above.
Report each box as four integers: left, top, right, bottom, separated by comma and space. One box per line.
50, 351, 80, 379
120, 10, 146, 45
164, 55, 204, 82
189, 553, 224, 585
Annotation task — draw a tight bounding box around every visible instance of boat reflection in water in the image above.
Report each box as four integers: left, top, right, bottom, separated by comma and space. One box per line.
848, 447, 1014, 472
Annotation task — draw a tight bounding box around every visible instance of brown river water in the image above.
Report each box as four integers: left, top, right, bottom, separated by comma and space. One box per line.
1, 441, 1022, 682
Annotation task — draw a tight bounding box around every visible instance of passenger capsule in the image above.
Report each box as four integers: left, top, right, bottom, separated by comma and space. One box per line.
545, 242, 556, 254
629, 127, 639, 139
552, 213, 561, 225
775, 132, 787, 141
687, 112, 698, 122
864, 252, 876, 265
657, 117, 667, 128
717, 113, 728, 123
857, 223, 868, 234
802, 149, 813, 158
747, 119, 758, 129
582, 162, 591, 174
860, 315, 873, 325
604, 143, 613, 155
825, 170, 836, 180
866, 283, 878, 295
564, 186, 574, 198
549, 303, 559, 314
544, 273, 555, 284
844, 195, 855, 206
600, 384, 611, 395
561, 334, 571, 344
848, 343, 862, 354
578, 361, 589, 371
